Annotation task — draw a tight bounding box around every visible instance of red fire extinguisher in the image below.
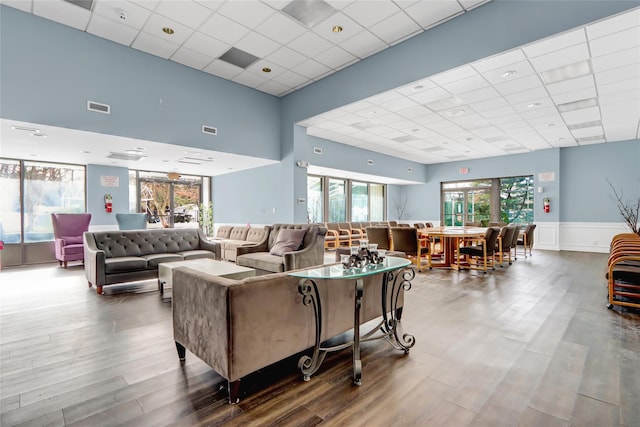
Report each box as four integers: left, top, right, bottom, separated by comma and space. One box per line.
104, 193, 113, 213
543, 197, 550, 213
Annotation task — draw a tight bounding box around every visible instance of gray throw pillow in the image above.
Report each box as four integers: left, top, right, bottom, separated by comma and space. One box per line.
270, 228, 307, 256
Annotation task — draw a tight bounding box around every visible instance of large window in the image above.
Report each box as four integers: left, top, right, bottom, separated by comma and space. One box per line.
308, 175, 386, 223
0, 159, 85, 243
129, 170, 205, 229
442, 176, 533, 226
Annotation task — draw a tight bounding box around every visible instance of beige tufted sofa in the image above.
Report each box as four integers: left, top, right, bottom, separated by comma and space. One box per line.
211, 226, 268, 262
84, 228, 220, 294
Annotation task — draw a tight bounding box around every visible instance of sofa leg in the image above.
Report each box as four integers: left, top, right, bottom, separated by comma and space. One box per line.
175, 342, 186, 361
228, 380, 241, 404
96, 286, 103, 295
88, 282, 92, 288
63, 261, 67, 269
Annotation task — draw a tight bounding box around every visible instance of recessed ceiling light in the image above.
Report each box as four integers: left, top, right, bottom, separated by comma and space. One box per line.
162, 160, 169, 163
332, 25, 343, 33
30, 153, 38, 157
446, 109, 466, 117
412, 85, 424, 91
527, 102, 541, 108
162, 27, 174, 35
412, 128, 420, 132
207, 157, 214, 160
135, 147, 145, 151
545, 123, 555, 127
12, 125, 39, 132
557, 137, 565, 141
81, 150, 91, 154
31, 132, 46, 137
369, 111, 377, 115
262, 67, 272, 73
501, 70, 517, 78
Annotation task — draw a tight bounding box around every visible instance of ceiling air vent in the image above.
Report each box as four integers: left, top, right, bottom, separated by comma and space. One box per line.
107, 152, 145, 161
202, 125, 217, 136
63, 0, 94, 11
87, 101, 110, 114
282, 0, 337, 27
177, 157, 212, 165
393, 135, 418, 143
218, 48, 258, 69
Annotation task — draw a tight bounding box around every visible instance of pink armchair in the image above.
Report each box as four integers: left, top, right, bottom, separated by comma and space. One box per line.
51, 213, 92, 268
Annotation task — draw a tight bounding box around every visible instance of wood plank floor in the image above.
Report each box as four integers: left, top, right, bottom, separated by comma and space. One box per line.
1, 250, 638, 426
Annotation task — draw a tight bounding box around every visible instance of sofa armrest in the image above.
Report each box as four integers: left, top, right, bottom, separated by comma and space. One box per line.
283, 227, 327, 271
197, 230, 221, 260
83, 232, 106, 287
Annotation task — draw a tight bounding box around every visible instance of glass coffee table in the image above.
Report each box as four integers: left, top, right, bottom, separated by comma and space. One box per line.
289, 256, 415, 386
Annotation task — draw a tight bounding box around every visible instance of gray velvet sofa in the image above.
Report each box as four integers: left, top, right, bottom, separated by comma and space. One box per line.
217, 226, 268, 262
172, 263, 406, 403
235, 223, 327, 274
84, 228, 220, 294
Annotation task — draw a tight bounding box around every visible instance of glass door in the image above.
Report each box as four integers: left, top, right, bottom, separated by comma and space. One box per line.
443, 191, 465, 226
467, 189, 490, 225
139, 172, 201, 229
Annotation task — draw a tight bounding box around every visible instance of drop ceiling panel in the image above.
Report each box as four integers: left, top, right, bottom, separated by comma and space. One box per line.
33, 0, 91, 31
338, 30, 387, 58
522, 29, 586, 58
235, 31, 281, 58
199, 13, 251, 44
143, 13, 194, 45
403, 0, 463, 28
369, 11, 422, 44
155, 0, 212, 29
589, 26, 640, 57
92, 0, 151, 30
586, 8, 640, 39
171, 46, 215, 69
87, 14, 138, 46
203, 58, 242, 79
217, 0, 274, 28
131, 31, 179, 59
182, 32, 230, 57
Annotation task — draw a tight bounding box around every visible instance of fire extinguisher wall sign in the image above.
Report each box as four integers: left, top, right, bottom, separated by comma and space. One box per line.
543, 197, 550, 213
104, 193, 113, 213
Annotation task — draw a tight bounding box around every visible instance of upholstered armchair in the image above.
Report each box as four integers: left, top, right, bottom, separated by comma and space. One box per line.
51, 213, 92, 268
390, 226, 431, 272
115, 213, 147, 230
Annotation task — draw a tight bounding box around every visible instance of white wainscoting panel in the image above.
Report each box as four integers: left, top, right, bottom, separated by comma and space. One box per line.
559, 222, 629, 253
535, 222, 559, 251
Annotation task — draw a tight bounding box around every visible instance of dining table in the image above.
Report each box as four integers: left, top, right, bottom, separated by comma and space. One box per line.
417, 226, 487, 270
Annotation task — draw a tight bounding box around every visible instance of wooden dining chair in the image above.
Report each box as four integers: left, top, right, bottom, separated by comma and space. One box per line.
457, 227, 500, 273
390, 227, 431, 272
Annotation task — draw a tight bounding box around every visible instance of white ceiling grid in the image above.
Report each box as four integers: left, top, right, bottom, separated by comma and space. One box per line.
302, 7, 640, 164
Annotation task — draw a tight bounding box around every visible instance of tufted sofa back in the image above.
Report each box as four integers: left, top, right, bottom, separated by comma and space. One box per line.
92, 229, 204, 258
228, 226, 250, 241
267, 224, 326, 251
246, 227, 267, 243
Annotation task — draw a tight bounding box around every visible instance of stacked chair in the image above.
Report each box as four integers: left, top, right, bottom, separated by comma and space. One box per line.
517, 223, 536, 257
606, 233, 640, 310
324, 222, 351, 249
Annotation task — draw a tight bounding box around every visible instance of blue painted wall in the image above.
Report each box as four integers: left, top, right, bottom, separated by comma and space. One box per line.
86, 164, 129, 227
560, 139, 640, 222
0, 6, 281, 160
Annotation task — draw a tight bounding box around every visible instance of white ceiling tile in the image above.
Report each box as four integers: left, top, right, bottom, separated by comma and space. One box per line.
342, 1, 400, 27
263, 46, 308, 68
482, 108, 518, 120
287, 31, 333, 57
442, 74, 489, 94
86, 14, 138, 46
494, 74, 543, 96
408, 86, 451, 104
182, 32, 230, 57
171, 46, 214, 70
589, 26, 640, 57
131, 31, 180, 59
546, 74, 595, 96
130, 0, 160, 11
232, 70, 270, 88
571, 126, 604, 138
404, 0, 463, 28
597, 76, 640, 96
595, 63, 640, 87
522, 29, 586, 58
599, 89, 640, 108
155, 0, 212, 29
550, 87, 597, 105
395, 105, 434, 119
246, 59, 286, 78
203, 59, 243, 79
529, 43, 590, 72
256, 80, 291, 96
254, 11, 307, 45
456, 86, 501, 104
142, 13, 194, 45
469, 96, 509, 113
314, 46, 357, 69
92, 0, 151, 30
312, 11, 364, 43
459, 0, 490, 11
561, 106, 601, 125
199, 13, 251, 45
380, 97, 419, 112
339, 30, 387, 58
526, 114, 565, 128
292, 59, 332, 79
592, 46, 640, 74
431, 65, 477, 86
520, 105, 558, 120
586, 7, 640, 40
33, 0, 90, 31
368, 11, 421, 44
1, 0, 32, 13
472, 49, 527, 73
217, 0, 275, 28
235, 31, 281, 58
324, 0, 354, 10
504, 87, 549, 106
260, 0, 293, 10
394, 79, 438, 96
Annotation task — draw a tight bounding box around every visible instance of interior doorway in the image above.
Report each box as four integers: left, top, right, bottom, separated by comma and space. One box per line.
137, 172, 202, 229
